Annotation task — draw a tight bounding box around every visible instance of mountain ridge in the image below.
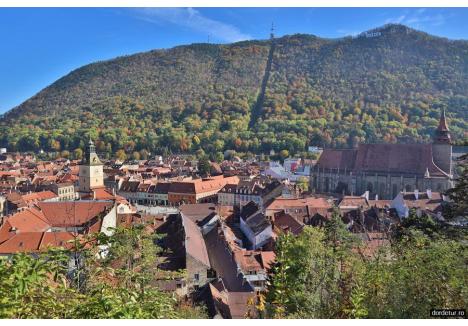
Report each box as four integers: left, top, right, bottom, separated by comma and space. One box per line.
1, 24, 467, 159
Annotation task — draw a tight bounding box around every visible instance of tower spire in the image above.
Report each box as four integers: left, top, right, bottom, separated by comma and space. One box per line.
437, 108, 449, 132
433, 108, 451, 144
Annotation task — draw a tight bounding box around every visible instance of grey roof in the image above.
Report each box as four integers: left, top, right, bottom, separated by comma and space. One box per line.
149, 182, 171, 194
119, 180, 140, 192
240, 201, 260, 220
244, 212, 271, 235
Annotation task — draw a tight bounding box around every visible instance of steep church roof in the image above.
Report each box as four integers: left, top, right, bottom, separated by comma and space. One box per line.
314, 149, 356, 170
353, 143, 444, 175
316, 110, 451, 177
317, 143, 448, 177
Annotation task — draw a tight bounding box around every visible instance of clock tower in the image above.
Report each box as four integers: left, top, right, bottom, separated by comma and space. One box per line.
79, 139, 104, 193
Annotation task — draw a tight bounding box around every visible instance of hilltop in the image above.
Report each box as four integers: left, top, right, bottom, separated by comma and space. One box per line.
1, 24, 467, 159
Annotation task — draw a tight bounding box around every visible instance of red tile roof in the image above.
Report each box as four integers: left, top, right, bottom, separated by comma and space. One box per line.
267, 196, 331, 210
273, 212, 304, 235
22, 190, 57, 203
92, 188, 116, 200
339, 196, 369, 209
0, 232, 44, 253
36, 201, 113, 227
0, 201, 114, 254
39, 232, 77, 251
169, 176, 240, 195
6, 208, 51, 232
234, 250, 275, 272
209, 283, 256, 319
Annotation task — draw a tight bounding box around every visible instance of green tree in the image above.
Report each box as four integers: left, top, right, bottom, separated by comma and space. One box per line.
139, 149, 149, 160
73, 148, 83, 160
445, 153, 468, 218
115, 149, 127, 161
0, 251, 82, 318
279, 150, 289, 160
296, 176, 309, 192
363, 232, 467, 318
198, 156, 211, 177
132, 151, 141, 161
265, 223, 362, 318
60, 150, 70, 159
0, 225, 207, 319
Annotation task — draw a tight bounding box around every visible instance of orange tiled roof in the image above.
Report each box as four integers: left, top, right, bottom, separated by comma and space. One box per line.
267, 196, 331, 210
36, 201, 113, 227
0, 232, 44, 253
39, 232, 77, 251
7, 208, 51, 232
234, 250, 275, 273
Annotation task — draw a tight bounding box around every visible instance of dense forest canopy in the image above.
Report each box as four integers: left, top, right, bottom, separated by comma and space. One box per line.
1, 24, 467, 159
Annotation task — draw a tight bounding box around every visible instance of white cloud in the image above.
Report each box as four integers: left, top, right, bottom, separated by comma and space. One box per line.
384, 9, 448, 29
134, 8, 252, 43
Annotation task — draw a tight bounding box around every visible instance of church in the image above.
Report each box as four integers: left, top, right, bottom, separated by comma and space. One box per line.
310, 110, 453, 199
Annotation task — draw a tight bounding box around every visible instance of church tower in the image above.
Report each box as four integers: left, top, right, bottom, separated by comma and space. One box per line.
79, 139, 104, 193
432, 109, 452, 176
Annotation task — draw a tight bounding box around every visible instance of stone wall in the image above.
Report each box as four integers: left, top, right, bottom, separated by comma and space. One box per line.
186, 254, 210, 291
311, 170, 451, 200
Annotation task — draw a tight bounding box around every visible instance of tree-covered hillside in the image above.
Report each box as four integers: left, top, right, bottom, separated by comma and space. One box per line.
1, 24, 467, 159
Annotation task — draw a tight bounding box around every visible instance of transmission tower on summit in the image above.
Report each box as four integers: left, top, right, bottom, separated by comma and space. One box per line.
270, 22, 275, 40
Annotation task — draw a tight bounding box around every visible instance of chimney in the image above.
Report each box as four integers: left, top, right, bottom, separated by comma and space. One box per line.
426, 189, 432, 199
414, 189, 419, 200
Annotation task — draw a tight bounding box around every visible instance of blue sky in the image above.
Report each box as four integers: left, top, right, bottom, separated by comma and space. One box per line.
0, 7, 467, 113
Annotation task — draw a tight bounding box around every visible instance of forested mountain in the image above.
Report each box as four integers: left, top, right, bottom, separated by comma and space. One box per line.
1, 24, 467, 160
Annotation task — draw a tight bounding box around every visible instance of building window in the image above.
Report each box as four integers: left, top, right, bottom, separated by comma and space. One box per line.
379, 183, 386, 197
194, 273, 199, 281
367, 182, 373, 193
